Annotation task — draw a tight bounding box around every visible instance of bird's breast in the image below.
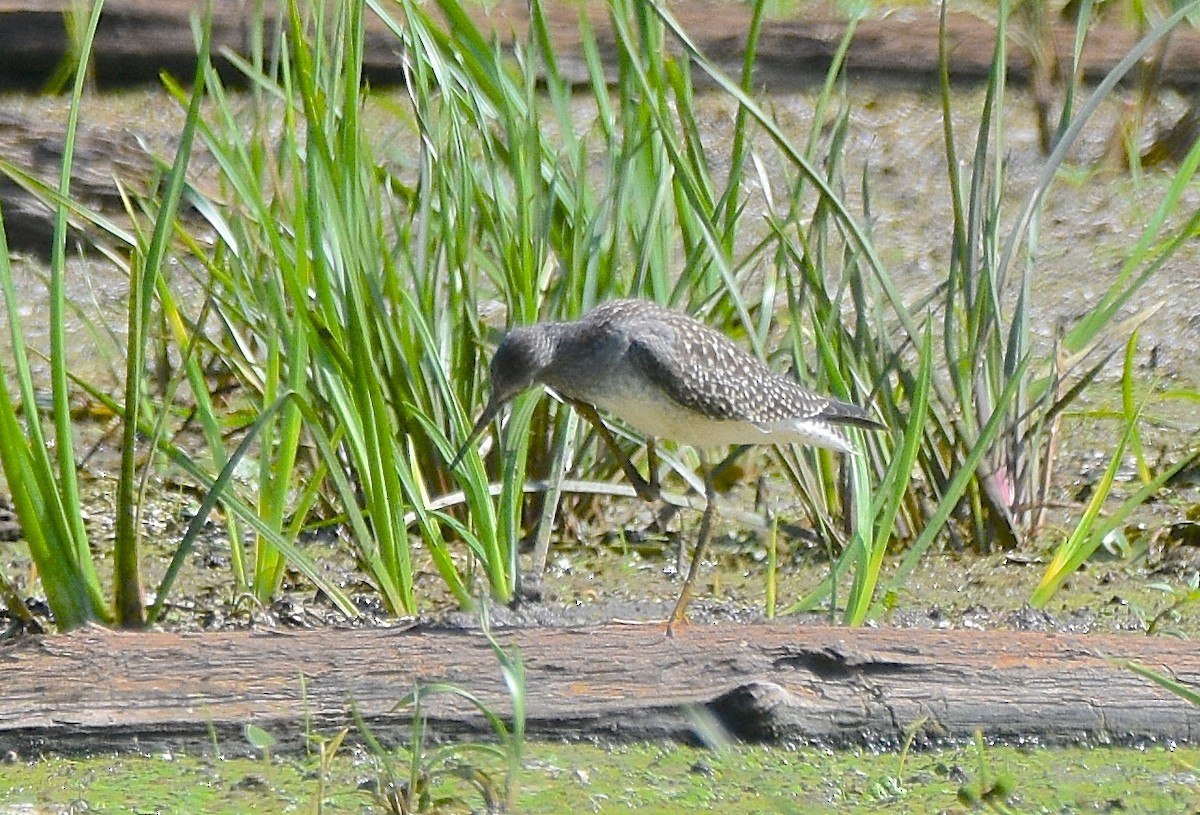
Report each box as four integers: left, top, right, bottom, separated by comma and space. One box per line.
571, 372, 755, 447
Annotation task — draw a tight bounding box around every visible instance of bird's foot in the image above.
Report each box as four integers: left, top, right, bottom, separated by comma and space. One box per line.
511, 572, 545, 606
665, 582, 696, 638
664, 613, 691, 638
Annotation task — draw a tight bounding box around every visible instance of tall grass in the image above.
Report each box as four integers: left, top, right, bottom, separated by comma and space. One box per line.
0, 0, 1196, 630
0, 4, 357, 629
177, 0, 528, 611
626, 0, 1200, 617
0, 0, 215, 628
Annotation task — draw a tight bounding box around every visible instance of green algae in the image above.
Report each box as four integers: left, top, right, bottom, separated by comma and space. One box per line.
1, 741, 1196, 814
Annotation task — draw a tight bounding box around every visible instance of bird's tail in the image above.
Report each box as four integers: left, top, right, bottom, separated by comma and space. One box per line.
821, 400, 886, 432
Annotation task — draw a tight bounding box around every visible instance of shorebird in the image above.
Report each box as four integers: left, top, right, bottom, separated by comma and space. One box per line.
452, 299, 884, 631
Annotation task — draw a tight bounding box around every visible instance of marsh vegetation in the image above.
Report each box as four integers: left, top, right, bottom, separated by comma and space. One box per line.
0, 0, 1198, 810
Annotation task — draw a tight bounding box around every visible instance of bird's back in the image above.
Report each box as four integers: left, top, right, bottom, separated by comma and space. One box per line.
539, 300, 876, 452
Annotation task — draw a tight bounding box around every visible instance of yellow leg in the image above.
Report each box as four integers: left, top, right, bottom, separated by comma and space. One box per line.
667, 473, 717, 637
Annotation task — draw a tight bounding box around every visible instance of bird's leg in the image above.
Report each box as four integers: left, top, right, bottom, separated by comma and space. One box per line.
568, 400, 680, 557
567, 400, 660, 502
645, 437, 662, 498
643, 436, 683, 536
666, 447, 748, 635
667, 466, 717, 636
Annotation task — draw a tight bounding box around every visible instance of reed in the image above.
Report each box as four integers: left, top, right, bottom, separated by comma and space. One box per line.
0, 0, 1195, 629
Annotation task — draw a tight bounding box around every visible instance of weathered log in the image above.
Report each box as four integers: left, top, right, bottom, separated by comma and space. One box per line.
1, 0, 1199, 90
0, 107, 150, 254
0, 622, 1196, 756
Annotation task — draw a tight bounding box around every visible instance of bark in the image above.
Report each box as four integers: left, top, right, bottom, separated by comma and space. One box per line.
1, 0, 1199, 90
1, 622, 1196, 755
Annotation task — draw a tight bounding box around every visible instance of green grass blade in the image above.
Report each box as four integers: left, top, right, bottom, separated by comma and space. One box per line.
886, 356, 1032, 593
110, 11, 212, 628
1119, 660, 1200, 707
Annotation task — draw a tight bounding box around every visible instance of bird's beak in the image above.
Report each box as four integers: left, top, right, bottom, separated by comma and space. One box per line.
448, 397, 504, 470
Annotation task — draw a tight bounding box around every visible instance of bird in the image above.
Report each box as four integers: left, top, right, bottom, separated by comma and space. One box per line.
452, 298, 884, 632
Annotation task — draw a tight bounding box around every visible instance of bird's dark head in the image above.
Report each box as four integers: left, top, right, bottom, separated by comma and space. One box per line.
450, 325, 557, 469
486, 326, 556, 406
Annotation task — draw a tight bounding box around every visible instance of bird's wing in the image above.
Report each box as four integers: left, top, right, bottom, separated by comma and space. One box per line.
627, 324, 821, 424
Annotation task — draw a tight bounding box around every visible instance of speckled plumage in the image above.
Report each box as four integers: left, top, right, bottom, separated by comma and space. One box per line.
473, 299, 882, 454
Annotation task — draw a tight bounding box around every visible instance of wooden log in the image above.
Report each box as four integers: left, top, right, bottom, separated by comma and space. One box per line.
0, 106, 150, 254
0, 622, 1197, 755
1, 0, 1199, 90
